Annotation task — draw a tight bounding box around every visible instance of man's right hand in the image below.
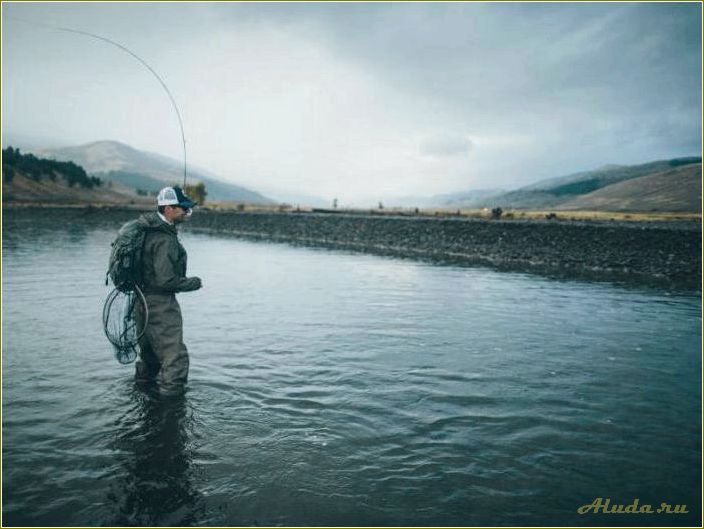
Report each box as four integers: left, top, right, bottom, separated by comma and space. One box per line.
182, 276, 202, 291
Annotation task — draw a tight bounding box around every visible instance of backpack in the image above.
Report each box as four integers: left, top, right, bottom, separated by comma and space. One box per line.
106, 219, 148, 292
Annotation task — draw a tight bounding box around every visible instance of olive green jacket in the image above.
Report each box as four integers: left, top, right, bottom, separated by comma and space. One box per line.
139, 212, 201, 294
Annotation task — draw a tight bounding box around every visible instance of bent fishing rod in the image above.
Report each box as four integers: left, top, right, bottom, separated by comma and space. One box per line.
11, 18, 189, 188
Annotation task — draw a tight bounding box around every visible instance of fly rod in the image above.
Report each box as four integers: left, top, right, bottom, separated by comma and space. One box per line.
11, 18, 189, 187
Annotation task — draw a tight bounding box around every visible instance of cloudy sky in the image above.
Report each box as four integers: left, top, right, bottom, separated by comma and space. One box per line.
2, 2, 701, 204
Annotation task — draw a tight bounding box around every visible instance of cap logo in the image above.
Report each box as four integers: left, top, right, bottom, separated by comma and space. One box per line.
157, 187, 180, 206
157, 186, 197, 208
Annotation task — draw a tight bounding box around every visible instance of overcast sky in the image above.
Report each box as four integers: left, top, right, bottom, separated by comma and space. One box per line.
2, 2, 701, 204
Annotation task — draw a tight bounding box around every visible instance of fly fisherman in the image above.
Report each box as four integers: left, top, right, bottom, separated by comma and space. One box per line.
135, 186, 202, 396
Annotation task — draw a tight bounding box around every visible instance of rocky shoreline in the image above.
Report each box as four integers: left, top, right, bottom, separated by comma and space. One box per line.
186, 210, 701, 289
4, 205, 701, 289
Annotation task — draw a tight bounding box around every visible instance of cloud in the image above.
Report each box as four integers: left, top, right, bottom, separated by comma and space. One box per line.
2, 2, 701, 203
419, 134, 473, 158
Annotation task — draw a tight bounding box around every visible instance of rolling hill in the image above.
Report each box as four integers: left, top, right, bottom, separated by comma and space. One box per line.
2, 146, 147, 204
390, 188, 506, 209
558, 163, 702, 212
433, 157, 701, 212
33, 141, 275, 204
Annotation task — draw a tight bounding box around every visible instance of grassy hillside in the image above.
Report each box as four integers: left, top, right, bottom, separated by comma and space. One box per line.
558, 164, 702, 212
2, 146, 149, 205
35, 140, 275, 204
475, 157, 702, 211
92, 170, 166, 196
521, 157, 701, 191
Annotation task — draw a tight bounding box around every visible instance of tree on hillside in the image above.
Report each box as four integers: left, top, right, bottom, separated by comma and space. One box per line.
3, 164, 14, 183
185, 182, 207, 205
1, 146, 102, 189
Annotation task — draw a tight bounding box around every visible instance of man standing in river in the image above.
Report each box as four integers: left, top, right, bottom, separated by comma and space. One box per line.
135, 186, 202, 396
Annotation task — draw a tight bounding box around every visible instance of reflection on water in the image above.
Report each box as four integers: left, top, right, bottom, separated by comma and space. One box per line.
2, 209, 701, 526
105, 390, 204, 526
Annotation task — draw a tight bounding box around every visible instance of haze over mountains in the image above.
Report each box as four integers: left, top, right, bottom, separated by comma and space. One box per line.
33, 141, 275, 205
4, 138, 701, 213
395, 157, 701, 213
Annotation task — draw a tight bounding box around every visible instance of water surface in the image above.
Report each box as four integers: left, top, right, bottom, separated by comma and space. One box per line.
3, 212, 701, 526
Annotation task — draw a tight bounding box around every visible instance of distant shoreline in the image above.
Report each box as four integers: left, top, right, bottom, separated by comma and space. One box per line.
8, 204, 696, 289
188, 210, 701, 289
3, 199, 701, 223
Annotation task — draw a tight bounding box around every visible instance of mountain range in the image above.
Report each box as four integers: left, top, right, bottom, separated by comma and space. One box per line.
33, 141, 275, 204
410, 157, 701, 212
5, 137, 701, 213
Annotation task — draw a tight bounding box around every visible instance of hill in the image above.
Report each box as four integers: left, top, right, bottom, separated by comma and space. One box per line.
34, 141, 275, 204
558, 163, 702, 212
389, 188, 506, 209
437, 157, 701, 211
2, 146, 147, 205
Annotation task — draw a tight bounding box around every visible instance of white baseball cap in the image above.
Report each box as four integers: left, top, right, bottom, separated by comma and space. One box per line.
157, 186, 197, 208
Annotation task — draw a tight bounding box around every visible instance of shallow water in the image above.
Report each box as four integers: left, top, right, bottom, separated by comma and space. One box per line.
2, 212, 701, 526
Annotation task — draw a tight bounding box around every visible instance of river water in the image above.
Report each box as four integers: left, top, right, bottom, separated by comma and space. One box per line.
2, 210, 701, 526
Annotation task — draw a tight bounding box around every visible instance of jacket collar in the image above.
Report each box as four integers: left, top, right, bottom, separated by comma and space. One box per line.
139, 212, 178, 234
157, 211, 174, 226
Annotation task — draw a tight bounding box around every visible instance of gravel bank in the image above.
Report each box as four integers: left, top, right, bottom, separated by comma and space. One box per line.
188, 211, 701, 289
5, 206, 699, 289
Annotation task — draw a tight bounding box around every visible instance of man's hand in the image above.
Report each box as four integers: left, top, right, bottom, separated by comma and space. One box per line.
181, 276, 202, 292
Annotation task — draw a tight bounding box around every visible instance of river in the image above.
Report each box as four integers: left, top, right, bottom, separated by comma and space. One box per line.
2, 209, 701, 526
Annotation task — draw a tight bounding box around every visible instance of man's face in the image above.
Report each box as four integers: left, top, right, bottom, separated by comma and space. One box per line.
165, 205, 191, 224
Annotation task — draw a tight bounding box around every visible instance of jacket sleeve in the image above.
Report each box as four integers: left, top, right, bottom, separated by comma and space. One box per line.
150, 237, 202, 292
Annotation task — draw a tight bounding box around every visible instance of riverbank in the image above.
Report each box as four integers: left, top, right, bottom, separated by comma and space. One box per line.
186, 210, 701, 289
4, 205, 701, 288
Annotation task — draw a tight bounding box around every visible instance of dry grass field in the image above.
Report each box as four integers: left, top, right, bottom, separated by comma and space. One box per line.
201, 201, 701, 223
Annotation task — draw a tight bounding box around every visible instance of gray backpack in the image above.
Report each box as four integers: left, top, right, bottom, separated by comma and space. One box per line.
106, 218, 148, 292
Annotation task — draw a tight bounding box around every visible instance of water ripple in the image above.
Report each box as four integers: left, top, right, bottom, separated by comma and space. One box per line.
2, 218, 701, 526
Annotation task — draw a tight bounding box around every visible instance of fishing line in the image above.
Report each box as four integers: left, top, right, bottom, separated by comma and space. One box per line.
9, 17, 188, 187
